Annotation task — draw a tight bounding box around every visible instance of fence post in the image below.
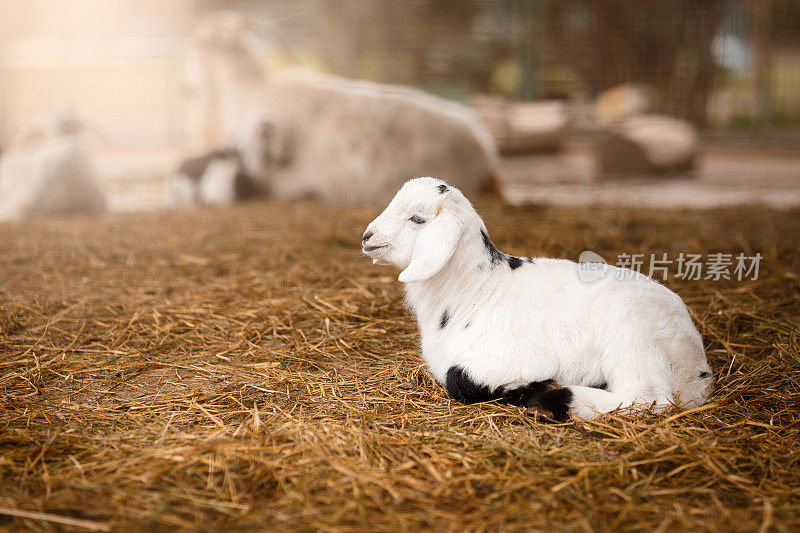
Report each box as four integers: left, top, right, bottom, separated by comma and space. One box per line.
752, 0, 773, 133
520, 0, 540, 101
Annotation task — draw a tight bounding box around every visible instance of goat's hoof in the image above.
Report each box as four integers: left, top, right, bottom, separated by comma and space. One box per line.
526, 388, 573, 422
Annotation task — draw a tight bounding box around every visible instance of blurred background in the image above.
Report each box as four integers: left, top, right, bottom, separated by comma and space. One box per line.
1, 0, 799, 212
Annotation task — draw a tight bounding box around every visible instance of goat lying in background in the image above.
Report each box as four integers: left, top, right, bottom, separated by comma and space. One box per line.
182, 11, 499, 205
362, 177, 714, 420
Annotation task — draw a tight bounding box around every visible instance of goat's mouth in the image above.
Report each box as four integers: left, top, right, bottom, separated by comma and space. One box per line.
362, 244, 388, 253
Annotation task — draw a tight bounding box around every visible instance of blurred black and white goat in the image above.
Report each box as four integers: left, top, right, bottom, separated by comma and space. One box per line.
166, 147, 258, 209
362, 177, 714, 420
0, 107, 106, 221
166, 112, 289, 208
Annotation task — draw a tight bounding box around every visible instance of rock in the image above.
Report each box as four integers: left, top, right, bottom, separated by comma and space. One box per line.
471, 96, 567, 154
596, 114, 699, 179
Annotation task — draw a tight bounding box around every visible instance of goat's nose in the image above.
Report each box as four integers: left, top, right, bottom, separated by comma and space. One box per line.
362, 230, 374, 242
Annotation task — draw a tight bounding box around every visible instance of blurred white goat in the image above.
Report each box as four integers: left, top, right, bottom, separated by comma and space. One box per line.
181, 11, 499, 205
0, 108, 106, 221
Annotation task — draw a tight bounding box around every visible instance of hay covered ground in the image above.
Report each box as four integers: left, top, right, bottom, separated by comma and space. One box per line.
1, 197, 799, 531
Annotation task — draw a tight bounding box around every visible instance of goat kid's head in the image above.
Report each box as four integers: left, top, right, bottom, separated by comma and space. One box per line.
363, 177, 467, 284
238, 113, 293, 172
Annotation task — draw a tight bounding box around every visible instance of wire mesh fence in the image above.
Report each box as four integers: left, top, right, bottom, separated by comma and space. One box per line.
1, 0, 798, 147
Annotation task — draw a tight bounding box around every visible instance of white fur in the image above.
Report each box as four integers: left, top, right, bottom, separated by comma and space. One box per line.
198, 159, 240, 207
182, 11, 499, 205
166, 172, 199, 209
0, 108, 106, 221
363, 177, 714, 419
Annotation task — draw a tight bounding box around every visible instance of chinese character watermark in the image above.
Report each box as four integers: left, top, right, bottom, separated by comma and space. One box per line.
577, 251, 762, 284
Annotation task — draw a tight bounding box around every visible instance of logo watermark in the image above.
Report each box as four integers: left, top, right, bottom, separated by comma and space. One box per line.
577, 251, 761, 283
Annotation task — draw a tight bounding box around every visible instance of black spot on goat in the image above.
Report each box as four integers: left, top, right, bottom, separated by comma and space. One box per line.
480, 229, 505, 265
480, 229, 529, 270
445, 366, 497, 404
507, 256, 524, 270
439, 309, 450, 329
437, 184, 449, 194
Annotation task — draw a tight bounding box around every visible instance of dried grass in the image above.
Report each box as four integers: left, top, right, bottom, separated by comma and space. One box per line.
1, 197, 798, 531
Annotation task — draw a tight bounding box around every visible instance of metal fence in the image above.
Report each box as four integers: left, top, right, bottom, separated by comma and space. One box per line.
231, 0, 800, 133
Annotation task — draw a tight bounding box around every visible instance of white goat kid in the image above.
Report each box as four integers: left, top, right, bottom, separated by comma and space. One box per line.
362, 177, 714, 420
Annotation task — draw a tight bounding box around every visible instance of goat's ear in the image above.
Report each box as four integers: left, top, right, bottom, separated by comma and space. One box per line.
398, 211, 461, 283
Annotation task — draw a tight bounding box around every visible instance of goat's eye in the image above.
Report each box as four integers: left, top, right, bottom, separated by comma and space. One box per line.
409, 215, 426, 224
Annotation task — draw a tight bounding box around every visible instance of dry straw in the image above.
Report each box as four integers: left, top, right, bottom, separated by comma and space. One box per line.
1, 198, 798, 531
